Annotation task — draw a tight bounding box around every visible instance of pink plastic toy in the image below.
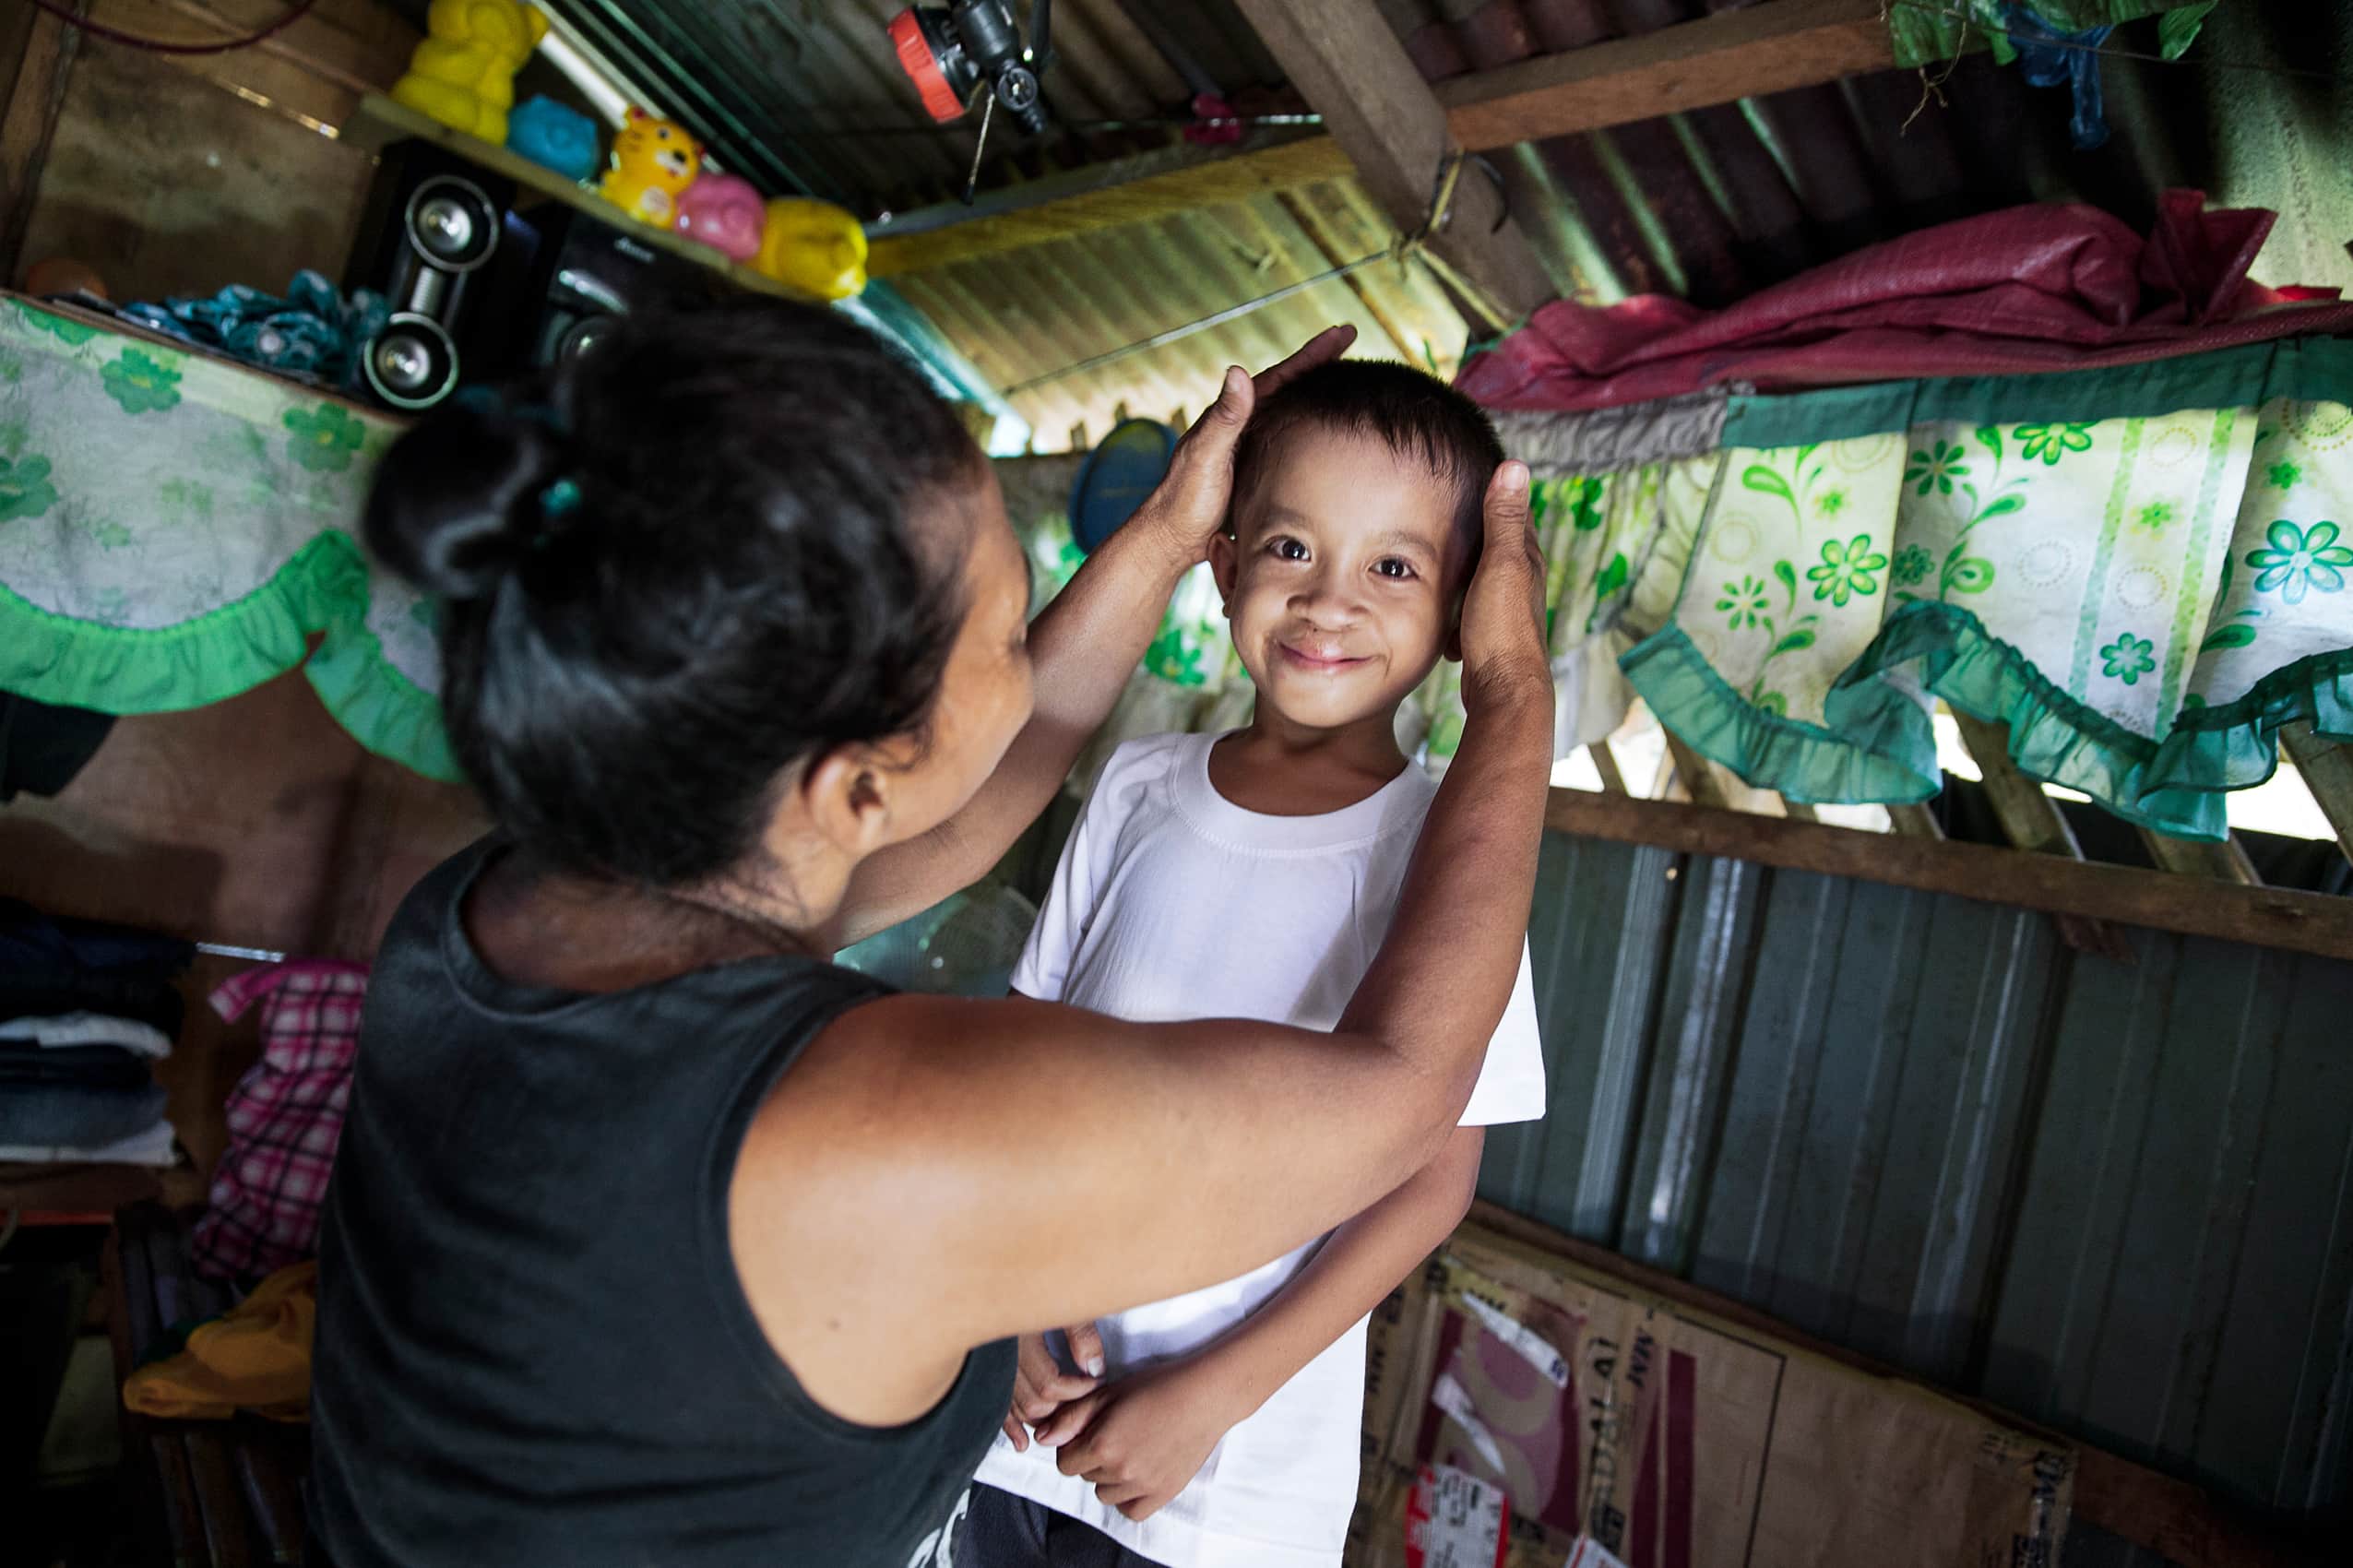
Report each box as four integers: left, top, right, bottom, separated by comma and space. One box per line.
675, 173, 766, 262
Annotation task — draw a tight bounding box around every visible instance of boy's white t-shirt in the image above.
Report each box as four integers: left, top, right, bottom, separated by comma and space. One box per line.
972, 731, 1546, 1568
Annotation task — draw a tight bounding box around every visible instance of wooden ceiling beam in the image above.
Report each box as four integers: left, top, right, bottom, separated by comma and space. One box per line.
1228, 0, 1553, 322
869, 0, 1898, 280
1432, 0, 1896, 151
1542, 790, 2353, 963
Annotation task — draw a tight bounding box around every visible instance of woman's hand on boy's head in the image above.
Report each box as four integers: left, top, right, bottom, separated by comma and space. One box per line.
1129, 326, 1358, 570
1456, 460, 1552, 711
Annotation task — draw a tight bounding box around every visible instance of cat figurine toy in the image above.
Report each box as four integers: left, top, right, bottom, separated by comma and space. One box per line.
599, 109, 703, 229
755, 197, 868, 301
389, 0, 549, 145
506, 95, 600, 184
675, 173, 766, 262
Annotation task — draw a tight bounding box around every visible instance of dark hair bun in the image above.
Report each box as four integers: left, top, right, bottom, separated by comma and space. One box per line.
362, 301, 981, 887
365, 405, 565, 601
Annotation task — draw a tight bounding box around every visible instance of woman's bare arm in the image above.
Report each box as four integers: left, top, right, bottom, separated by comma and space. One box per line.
735, 465, 1553, 1425
833, 328, 1357, 948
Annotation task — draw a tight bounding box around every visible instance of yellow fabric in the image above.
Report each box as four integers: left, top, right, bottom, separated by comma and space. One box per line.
122, 1261, 316, 1423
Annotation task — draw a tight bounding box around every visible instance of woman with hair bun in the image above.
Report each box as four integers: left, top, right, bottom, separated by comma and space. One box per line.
307, 301, 1552, 1568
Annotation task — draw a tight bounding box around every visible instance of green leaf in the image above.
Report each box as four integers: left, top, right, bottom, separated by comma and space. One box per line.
2200, 623, 2257, 653
1770, 627, 1816, 658
1753, 690, 1789, 718
1978, 492, 2026, 522
1973, 424, 2002, 468
1741, 464, 1795, 509
1593, 551, 1630, 602
1947, 558, 1996, 594
2159, 1, 2218, 60
1772, 559, 1798, 605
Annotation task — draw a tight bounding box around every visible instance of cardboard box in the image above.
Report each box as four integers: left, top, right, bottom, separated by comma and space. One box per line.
1349, 1224, 2073, 1568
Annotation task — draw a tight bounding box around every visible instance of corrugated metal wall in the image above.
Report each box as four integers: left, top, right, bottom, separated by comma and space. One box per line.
1484, 832, 2353, 1562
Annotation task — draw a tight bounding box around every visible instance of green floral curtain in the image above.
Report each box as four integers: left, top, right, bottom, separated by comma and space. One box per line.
1442, 337, 2353, 840
0, 300, 457, 779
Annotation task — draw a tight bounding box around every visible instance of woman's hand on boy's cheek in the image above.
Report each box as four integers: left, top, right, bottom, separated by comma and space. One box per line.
1000, 1324, 1105, 1452
1039, 1355, 1242, 1523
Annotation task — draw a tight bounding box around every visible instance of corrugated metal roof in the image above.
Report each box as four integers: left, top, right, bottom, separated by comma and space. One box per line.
1487, 830, 2353, 1556
552, 2, 2353, 448
889, 183, 1472, 443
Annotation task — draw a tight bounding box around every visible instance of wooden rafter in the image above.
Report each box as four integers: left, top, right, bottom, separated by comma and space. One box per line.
1950, 712, 2135, 960
2280, 720, 2353, 867
2135, 824, 2264, 885
871, 0, 1898, 279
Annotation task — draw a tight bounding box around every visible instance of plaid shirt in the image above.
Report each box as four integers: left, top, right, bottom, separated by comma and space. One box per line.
190, 959, 371, 1281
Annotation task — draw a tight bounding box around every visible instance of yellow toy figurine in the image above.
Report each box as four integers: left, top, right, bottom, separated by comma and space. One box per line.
598, 110, 703, 228
755, 198, 869, 302
389, 0, 550, 146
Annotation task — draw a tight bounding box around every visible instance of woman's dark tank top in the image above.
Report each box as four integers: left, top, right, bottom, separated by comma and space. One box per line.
309, 842, 1014, 1567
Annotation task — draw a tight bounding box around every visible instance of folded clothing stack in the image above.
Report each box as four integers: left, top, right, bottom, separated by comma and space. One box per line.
0, 899, 191, 1166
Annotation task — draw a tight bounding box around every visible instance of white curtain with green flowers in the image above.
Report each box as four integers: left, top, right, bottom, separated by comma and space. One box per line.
1423, 337, 2353, 840
0, 298, 456, 779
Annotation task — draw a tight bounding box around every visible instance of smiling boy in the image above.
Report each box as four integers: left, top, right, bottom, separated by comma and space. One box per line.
961, 361, 1546, 1568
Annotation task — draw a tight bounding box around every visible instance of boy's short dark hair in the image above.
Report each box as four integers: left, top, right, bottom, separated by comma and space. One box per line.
1230, 359, 1505, 577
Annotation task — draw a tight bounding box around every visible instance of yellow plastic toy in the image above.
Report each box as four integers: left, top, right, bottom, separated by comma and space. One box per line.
755, 198, 869, 302
598, 110, 704, 229
388, 0, 550, 146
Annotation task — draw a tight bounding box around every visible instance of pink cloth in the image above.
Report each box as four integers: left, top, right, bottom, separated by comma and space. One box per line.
1456, 190, 2353, 413
189, 959, 369, 1281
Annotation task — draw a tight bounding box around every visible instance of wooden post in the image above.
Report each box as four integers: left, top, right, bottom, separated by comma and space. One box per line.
2280, 720, 2353, 868
1951, 712, 2134, 960
0, 0, 82, 287
1227, 0, 1555, 327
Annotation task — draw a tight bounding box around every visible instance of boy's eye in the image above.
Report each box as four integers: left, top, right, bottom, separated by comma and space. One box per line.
1268, 537, 1310, 562
1373, 557, 1415, 580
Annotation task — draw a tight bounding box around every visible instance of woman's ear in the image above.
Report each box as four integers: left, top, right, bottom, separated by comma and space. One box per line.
798, 746, 893, 858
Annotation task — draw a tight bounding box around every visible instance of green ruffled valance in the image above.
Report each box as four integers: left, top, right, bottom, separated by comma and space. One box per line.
1441, 335, 2353, 840
0, 298, 460, 780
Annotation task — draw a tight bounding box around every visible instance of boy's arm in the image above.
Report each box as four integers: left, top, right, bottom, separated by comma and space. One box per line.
1032, 1125, 1484, 1520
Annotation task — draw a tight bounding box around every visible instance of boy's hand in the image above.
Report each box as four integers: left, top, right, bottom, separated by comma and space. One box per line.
1456, 461, 1551, 711
1129, 326, 1358, 568
1031, 1354, 1243, 1523
998, 1322, 1106, 1452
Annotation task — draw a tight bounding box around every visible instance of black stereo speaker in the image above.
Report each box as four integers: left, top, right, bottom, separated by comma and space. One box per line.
346, 141, 517, 410
458, 200, 730, 384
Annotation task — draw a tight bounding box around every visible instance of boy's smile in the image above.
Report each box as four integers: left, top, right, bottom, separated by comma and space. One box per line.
1214, 428, 1463, 738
